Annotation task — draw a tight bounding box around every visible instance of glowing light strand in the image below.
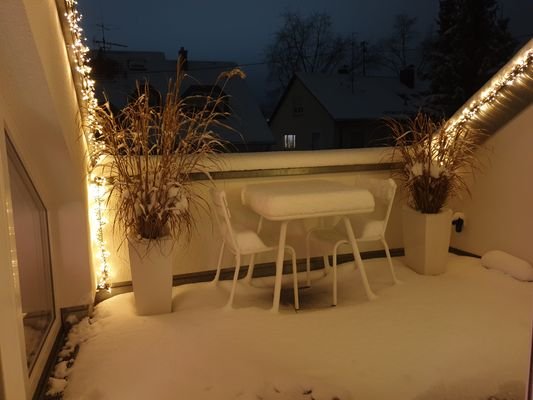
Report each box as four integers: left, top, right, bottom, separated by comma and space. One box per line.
64, 0, 110, 290
90, 178, 111, 291
447, 49, 533, 134
64, 0, 100, 144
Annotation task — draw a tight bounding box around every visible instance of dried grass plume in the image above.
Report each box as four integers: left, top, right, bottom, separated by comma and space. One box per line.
92, 68, 243, 247
387, 112, 485, 214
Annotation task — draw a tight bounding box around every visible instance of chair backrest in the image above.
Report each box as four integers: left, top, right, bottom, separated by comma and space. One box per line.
354, 177, 397, 233
210, 189, 239, 254
379, 178, 397, 230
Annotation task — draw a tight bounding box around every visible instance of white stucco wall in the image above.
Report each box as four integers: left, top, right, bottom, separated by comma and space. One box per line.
450, 104, 533, 264
0, 0, 95, 397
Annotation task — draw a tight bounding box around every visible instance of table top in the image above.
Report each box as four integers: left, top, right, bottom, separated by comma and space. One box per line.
241, 179, 375, 221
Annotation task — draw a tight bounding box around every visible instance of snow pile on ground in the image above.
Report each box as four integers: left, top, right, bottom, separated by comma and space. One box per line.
481, 250, 533, 281
45, 315, 101, 397
63, 255, 532, 400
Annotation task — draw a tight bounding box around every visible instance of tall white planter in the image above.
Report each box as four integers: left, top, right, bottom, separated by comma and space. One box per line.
128, 237, 174, 315
402, 206, 452, 275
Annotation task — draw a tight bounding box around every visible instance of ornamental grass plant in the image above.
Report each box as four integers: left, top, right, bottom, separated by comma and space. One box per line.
387, 112, 484, 214
92, 66, 245, 247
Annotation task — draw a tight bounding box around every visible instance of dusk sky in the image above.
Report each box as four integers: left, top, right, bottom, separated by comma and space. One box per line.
79, 0, 532, 101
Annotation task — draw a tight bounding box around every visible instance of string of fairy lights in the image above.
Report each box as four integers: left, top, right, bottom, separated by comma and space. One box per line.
446, 47, 533, 134
60, 0, 531, 292
64, 0, 110, 290
64, 0, 100, 140
89, 178, 111, 290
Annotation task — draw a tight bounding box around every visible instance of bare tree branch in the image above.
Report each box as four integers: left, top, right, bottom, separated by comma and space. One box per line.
265, 12, 350, 89
378, 13, 418, 75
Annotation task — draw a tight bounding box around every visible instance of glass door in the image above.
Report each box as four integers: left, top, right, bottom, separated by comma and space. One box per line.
5, 135, 55, 373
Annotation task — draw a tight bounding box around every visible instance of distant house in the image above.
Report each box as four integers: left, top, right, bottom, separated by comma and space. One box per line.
90, 48, 274, 152
269, 72, 419, 150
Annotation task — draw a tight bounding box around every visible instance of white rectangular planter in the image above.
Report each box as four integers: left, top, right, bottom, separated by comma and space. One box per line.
402, 206, 452, 275
128, 238, 174, 315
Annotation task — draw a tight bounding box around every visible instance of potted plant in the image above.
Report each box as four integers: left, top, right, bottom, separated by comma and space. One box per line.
92, 66, 244, 314
387, 112, 483, 275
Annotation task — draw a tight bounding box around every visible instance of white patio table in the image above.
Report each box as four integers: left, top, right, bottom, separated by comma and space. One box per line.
241, 179, 377, 312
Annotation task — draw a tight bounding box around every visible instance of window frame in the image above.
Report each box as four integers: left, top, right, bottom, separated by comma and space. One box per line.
5, 134, 56, 375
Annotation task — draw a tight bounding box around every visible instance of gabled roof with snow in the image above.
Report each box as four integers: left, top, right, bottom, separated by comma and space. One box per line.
271, 72, 418, 123
91, 50, 274, 146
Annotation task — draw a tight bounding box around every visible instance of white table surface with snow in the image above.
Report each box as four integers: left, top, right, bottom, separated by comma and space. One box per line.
63, 255, 533, 400
241, 179, 375, 220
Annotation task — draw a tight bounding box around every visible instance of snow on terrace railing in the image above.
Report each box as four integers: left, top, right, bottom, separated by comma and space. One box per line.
61, 0, 111, 291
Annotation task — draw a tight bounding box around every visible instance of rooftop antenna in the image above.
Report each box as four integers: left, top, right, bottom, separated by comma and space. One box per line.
93, 23, 128, 51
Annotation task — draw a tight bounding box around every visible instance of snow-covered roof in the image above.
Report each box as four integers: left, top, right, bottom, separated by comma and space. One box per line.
91, 50, 274, 146
274, 72, 418, 122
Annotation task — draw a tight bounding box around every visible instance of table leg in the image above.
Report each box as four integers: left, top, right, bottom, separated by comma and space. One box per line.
271, 221, 288, 313
343, 217, 377, 300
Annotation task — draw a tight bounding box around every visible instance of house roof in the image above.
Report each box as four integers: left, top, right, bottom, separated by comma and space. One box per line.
270, 72, 418, 123
91, 50, 274, 146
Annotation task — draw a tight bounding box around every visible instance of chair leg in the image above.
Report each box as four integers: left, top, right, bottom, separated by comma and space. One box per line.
212, 240, 225, 284
289, 248, 300, 310
381, 237, 400, 284
343, 217, 376, 300
305, 232, 312, 286
226, 253, 241, 309
323, 255, 330, 276
305, 254, 311, 287
332, 244, 339, 306
245, 254, 256, 284
247, 216, 264, 284
271, 221, 288, 313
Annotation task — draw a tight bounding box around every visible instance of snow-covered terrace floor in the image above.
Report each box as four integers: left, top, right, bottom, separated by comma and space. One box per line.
64, 255, 532, 400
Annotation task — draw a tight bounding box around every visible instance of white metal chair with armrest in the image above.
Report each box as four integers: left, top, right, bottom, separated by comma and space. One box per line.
305, 178, 400, 306
211, 189, 300, 310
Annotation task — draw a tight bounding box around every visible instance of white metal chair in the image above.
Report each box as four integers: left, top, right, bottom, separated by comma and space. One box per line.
211, 189, 299, 310
305, 178, 400, 306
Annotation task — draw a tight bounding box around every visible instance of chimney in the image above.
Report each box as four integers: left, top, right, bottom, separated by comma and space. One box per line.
178, 46, 188, 72
399, 65, 415, 89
